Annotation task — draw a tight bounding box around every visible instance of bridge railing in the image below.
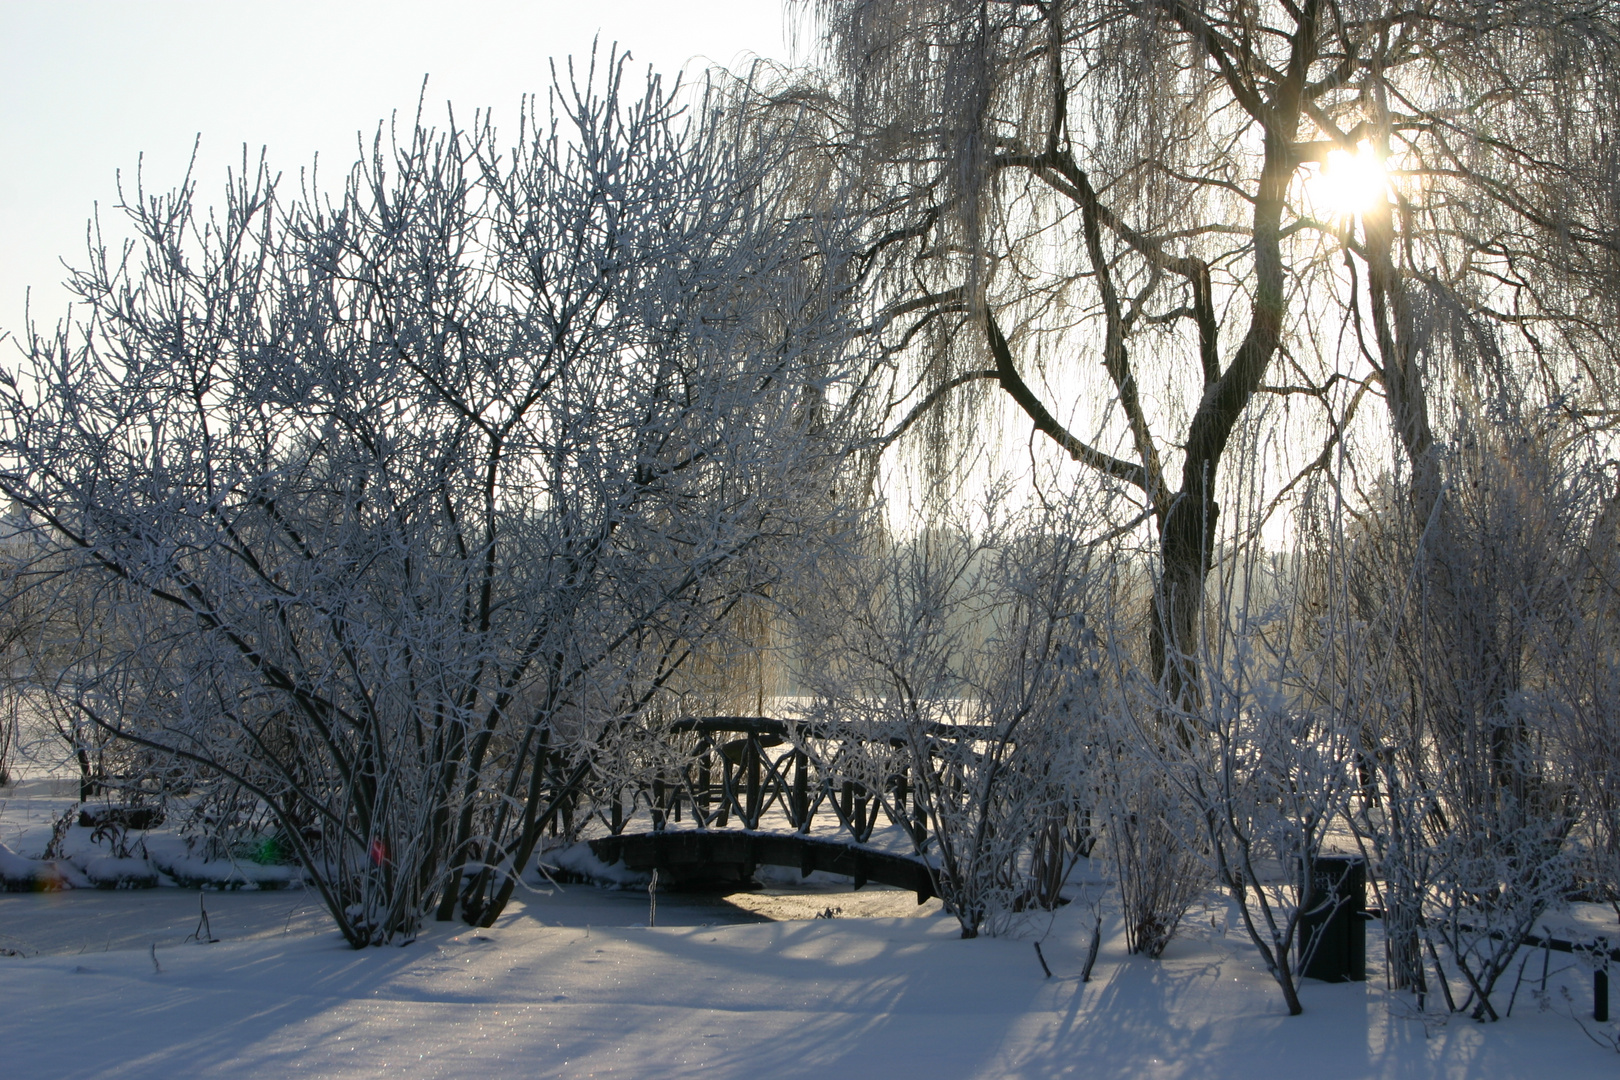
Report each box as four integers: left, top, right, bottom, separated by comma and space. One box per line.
568, 715, 995, 854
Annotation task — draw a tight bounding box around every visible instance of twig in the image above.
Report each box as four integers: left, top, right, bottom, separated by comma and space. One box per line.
185, 891, 218, 944
526, 855, 567, 894
1559, 988, 1620, 1053
1033, 940, 1053, 978
1506, 942, 1535, 1017
149, 942, 161, 974
1426, 935, 1457, 1013
1080, 914, 1103, 983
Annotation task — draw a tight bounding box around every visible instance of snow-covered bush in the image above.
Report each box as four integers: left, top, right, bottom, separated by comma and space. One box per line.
0, 55, 865, 945
795, 478, 1117, 937
1110, 544, 1356, 1011
1341, 401, 1613, 1017
1092, 739, 1205, 960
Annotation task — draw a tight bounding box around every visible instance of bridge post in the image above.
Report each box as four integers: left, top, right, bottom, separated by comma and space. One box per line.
717, 753, 732, 828
913, 782, 927, 847
541, 745, 557, 838
697, 751, 712, 823
745, 736, 762, 828
652, 772, 666, 832
792, 749, 809, 832
891, 769, 920, 847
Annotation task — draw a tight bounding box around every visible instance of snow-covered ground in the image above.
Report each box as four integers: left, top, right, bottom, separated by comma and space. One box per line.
3, 780, 1617, 1078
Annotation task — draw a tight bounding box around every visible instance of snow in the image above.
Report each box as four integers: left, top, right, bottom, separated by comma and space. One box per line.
0, 839, 38, 883
2, 781, 1616, 1078
144, 840, 305, 891
0, 778, 305, 892
80, 854, 161, 889
0, 841, 93, 891
543, 842, 653, 887
0, 881, 1614, 1079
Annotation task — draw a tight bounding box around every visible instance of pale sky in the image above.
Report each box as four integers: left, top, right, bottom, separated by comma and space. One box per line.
0, 1, 802, 341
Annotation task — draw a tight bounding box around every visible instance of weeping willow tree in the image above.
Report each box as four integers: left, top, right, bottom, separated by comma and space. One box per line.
795, 0, 1620, 707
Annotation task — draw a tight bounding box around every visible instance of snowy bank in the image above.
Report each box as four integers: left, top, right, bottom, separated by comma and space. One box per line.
1, 887, 1615, 1079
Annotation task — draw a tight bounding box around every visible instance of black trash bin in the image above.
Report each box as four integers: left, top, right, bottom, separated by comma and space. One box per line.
1298, 855, 1366, 982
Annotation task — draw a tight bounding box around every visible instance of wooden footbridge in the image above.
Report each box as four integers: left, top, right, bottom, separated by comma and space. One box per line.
565, 716, 951, 901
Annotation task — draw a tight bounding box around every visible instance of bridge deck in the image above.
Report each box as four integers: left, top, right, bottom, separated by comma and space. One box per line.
586, 830, 937, 905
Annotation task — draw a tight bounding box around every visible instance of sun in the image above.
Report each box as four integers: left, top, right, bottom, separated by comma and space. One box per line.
1307, 141, 1391, 221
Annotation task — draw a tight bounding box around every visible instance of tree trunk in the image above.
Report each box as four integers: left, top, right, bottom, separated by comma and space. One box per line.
1152, 484, 1219, 714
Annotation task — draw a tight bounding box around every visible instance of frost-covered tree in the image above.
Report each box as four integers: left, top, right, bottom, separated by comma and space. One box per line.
798, 0, 1620, 702
0, 56, 865, 945
788, 1, 1620, 1012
